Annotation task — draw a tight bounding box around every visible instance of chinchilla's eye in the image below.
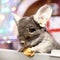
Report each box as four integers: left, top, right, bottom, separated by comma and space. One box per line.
29, 27, 36, 32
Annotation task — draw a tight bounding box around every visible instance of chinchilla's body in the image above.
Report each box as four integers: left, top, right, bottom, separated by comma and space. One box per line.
13, 5, 60, 53
17, 16, 60, 53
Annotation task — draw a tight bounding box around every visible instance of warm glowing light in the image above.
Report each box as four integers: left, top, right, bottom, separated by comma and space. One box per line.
11, 6, 16, 12
7, 40, 11, 43
0, 14, 5, 22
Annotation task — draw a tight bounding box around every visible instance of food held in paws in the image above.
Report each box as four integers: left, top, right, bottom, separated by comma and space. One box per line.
23, 48, 35, 57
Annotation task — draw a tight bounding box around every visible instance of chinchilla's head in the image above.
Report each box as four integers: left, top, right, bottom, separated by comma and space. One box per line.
12, 4, 52, 51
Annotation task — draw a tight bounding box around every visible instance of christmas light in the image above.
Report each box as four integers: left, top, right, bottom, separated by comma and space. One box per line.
0, 0, 21, 36
11, 6, 16, 12
7, 40, 11, 43
1, 7, 10, 13
1, 0, 9, 4
0, 14, 5, 22
0, 29, 4, 34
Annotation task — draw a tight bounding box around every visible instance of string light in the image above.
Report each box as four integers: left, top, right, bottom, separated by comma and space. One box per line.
11, 6, 16, 12
0, 0, 20, 37
1, 7, 10, 13
1, 0, 9, 4
0, 14, 5, 22
0, 29, 4, 34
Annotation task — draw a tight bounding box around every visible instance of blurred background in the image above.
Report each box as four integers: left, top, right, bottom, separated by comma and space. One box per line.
0, 0, 60, 50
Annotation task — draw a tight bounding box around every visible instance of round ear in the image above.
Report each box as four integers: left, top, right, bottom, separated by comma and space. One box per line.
33, 4, 52, 27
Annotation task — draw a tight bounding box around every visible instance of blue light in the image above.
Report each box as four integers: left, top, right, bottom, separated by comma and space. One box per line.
1, 0, 9, 4
0, 29, 8, 34
0, 0, 19, 37
0, 29, 4, 34
1, 7, 10, 13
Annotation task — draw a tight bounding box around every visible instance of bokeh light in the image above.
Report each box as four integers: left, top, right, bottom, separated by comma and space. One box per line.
0, 0, 18, 37
1, 0, 9, 4
11, 6, 16, 12
0, 14, 5, 22
1, 7, 10, 13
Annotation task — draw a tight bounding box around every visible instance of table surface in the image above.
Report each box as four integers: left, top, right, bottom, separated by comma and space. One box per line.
0, 49, 60, 60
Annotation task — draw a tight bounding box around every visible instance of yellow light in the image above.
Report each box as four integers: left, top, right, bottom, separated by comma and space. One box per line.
11, 6, 16, 12
0, 14, 5, 22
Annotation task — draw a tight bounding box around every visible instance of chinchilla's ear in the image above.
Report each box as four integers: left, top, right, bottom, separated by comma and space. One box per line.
12, 13, 22, 36
33, 4, 52, 27
12, 13, 22, 24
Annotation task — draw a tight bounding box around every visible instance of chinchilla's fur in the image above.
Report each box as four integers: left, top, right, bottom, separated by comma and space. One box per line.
13, 5, 60, 53
17, 16, 60, 53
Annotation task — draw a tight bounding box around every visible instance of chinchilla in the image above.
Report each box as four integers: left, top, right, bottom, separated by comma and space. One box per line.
12, 5, 60, 53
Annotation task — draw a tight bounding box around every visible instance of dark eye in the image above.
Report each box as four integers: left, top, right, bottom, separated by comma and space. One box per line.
29, 28, 36, 32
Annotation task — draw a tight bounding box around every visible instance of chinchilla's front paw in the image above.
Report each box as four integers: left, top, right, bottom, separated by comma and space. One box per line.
18, 47, 25, 52
23, 48, 35, 57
